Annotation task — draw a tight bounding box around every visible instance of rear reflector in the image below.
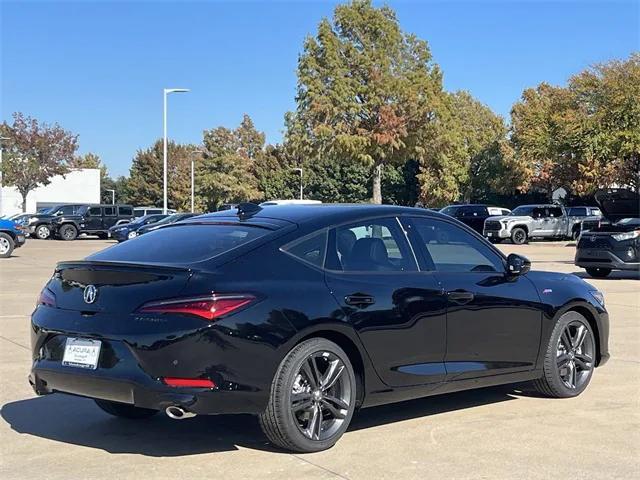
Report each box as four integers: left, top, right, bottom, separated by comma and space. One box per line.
137, 294, 255, 321
162, 377, 216, 388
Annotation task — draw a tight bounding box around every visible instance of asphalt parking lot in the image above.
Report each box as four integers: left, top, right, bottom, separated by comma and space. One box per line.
1, 239, 638, 479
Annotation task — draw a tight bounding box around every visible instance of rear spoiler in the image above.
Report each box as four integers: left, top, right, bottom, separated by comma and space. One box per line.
56, 260, 193, 273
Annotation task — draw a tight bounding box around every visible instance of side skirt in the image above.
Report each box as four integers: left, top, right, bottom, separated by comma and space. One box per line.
361, 369, 542, 409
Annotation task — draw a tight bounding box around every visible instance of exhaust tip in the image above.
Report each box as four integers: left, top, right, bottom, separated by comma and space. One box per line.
165, 405, 196, 420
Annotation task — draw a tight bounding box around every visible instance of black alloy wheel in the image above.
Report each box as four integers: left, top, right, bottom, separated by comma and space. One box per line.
259, 338, 357, 452
511, 227, 528, 245
59, 224, 78, 241
533, 311, 596, 398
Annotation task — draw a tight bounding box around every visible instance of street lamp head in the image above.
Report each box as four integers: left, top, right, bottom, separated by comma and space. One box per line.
292, 167, 303, 173
164, 88, 190, 94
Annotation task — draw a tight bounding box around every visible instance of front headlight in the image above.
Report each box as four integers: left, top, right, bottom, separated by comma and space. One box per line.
612, 230, 640, 241
590, 290, 605, 307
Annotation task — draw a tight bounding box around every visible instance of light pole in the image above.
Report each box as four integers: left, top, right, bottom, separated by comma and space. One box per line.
292, 167, 303, 200
189, 148, 205, 213
105, 189, 115, 204
0, 136, 10, 216
163, 88, 190, 214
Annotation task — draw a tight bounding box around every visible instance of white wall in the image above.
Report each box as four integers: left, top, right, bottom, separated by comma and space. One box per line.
0, 168, 101, 216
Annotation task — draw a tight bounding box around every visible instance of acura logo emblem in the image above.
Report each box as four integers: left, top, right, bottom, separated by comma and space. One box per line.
590, 235, 596, 242
83, 285, 98, 304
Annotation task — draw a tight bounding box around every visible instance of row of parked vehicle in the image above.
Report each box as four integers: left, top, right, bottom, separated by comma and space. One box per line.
438, 188, 640, 278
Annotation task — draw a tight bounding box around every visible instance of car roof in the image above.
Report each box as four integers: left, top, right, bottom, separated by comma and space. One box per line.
190, 203, 444, 229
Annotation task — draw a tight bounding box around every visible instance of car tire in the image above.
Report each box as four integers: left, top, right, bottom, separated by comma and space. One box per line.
585, 267, 611, 278
571, 228, 580, 241
0, 232, 15, 258
532, 311, 596, 398
511, 227, 528, 245
94, 399, 158, 419
259, 338, 357, 453
35, 224, 51, 240
59, 224, 78, 241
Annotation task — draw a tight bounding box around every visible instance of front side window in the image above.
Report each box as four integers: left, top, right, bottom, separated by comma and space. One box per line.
410, 217, 503, 273
440, 206, 459, 216
88, 207, 102, 216
511, 206, 535, 217
532, 207, 546, 219
548, 207, 564, 218
327, 218, 415, 272
282, 230, 327, 268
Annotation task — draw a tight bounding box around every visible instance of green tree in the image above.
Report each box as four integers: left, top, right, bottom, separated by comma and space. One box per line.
0, 112, 77, 211
126, 140, 193, 211
570, 53, 640, 193
290, 0, 445, 204
448, 92, 524, 201
198, 115, 262, 209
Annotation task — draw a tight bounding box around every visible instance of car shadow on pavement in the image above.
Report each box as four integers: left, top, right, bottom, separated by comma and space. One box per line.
571, 270, 640, 280
1, 386, 517, 456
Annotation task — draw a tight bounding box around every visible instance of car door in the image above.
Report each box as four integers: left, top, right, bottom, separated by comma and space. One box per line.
404, 216, 542, 380
530, 207, 548, 235
324, 217, 447, 387
85, 206, 103, 231
547, 206, 567, 236
102, 205, 117, 229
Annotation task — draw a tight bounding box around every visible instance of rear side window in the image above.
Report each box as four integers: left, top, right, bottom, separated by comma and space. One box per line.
568, 207, 586, 216
118, 206, 133, 216
282, 230, 327, 268
88, 207, 102, 216
89, 224, 271, 264
104, 206, 116, 216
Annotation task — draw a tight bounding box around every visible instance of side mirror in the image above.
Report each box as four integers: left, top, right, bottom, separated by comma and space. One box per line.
506, 253, 531, 276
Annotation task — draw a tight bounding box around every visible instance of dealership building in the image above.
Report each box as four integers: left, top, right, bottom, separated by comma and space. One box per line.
0, 168, 101, 217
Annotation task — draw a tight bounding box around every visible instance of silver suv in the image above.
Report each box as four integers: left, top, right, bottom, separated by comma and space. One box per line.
484, 205, 574, 244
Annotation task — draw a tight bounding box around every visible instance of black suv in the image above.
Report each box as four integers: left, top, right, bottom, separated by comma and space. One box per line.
25, 204, 87, 240
575, 189, 640, 277
51, 204, 134, 241
439, 204, 509, 234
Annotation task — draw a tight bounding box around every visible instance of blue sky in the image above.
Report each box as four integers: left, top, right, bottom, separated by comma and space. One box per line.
1, 0, 638, 177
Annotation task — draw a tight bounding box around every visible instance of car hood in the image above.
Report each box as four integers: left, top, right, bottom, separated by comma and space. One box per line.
486, 215, 532, 222
0, 219, 19, 231
594, 188, 639, 222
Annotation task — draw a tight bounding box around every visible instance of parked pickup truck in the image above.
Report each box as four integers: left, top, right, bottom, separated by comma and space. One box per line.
483, 204, 601, 244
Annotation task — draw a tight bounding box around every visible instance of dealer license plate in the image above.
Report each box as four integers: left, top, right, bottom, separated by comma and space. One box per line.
62, 338, 102, 370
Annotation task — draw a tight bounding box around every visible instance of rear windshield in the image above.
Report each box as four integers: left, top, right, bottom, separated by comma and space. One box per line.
88, 224, 270, 264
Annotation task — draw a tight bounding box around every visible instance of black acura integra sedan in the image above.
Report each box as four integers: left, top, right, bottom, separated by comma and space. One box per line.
30, 204, 609, 452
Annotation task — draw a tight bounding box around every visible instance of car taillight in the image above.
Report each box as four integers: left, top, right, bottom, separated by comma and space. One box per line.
162, 377, 216, 388
137, 294, 255, 321
37, 288, 56, 307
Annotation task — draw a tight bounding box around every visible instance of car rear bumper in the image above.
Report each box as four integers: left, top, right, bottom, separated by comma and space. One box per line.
29, 306, 278, 415
575, 248, 640, 271
28, 366, 259, 415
